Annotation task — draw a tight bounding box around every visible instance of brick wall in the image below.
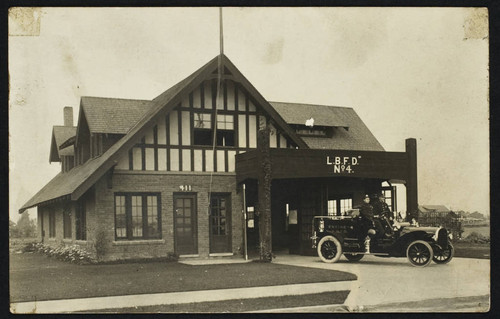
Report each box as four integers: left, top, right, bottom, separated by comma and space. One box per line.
37, 202, 72, 247
88, 170, 243, 261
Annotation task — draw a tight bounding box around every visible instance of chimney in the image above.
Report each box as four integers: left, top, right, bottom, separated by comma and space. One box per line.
63, 106, 73, 126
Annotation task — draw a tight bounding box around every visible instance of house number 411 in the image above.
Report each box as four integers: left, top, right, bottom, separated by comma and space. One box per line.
179, 185, 192, 191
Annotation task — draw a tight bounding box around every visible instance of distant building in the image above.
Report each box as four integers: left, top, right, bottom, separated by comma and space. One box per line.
417, 205, 462, 238
417, 205, 455, 218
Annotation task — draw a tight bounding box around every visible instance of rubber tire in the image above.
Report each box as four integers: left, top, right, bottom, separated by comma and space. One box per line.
344, 253, 364, 262
406, 240, 434, 267
432, 243, 454, 264
317, 235, 343, 263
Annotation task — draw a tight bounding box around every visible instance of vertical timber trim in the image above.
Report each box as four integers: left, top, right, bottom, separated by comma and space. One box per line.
200, 82, 205, 109
166, 114, 170, 171
141, 137, 146, 171
245, 95, 250, 149
406, 138, 418, 221
178, 105, 183, 171
153, 125, 158, 171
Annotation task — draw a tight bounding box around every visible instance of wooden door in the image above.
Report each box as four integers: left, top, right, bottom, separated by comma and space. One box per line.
209, 194, 232, 253
174, 194, 197, 255
299, 187, 320, 255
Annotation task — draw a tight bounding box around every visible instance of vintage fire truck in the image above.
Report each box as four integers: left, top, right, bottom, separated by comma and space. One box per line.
311, 210, 454, 267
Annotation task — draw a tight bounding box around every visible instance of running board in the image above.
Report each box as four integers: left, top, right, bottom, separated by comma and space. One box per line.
345, 252, 390, 256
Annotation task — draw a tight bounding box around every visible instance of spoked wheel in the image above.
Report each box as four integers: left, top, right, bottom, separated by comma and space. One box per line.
344, 253, 364, 262
433, 243, 454, 264
406, 240, 434, 267
317, 235, 342, 263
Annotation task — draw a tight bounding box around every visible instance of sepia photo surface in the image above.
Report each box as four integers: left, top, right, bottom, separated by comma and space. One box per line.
9, 7, 489, 313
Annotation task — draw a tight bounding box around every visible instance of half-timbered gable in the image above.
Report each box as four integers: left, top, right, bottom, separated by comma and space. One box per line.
113, 77, 299, 174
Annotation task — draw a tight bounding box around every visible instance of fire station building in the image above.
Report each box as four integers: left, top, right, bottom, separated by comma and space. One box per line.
20, 54, 418, 261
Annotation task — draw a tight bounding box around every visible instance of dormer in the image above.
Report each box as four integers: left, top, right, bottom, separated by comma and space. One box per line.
270, 102, 350, 138
49, 107, 76, 173
74, 96, 153, 166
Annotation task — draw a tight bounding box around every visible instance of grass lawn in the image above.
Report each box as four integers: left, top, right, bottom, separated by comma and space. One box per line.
85, 291, 350, 313
453, 242, 490, 259
10, 252, 356, 303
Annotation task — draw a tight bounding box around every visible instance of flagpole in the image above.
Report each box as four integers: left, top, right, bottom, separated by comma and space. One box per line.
219, 7, 224, 55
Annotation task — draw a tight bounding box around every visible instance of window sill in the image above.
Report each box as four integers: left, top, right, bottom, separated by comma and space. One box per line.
112, 239, 165, 246
75, 240, 87, 245
48, 238, 56, 242
62, 239, 73, 244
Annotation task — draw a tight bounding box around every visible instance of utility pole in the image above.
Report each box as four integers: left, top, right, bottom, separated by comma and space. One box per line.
257, 116, 272, 262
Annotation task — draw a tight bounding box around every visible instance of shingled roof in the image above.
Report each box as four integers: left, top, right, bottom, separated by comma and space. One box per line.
81, 97, 153, 134
271, 102, 349, 128
19, 155, 111, 210
49, 126, 77, 162
271, 102, 384, 151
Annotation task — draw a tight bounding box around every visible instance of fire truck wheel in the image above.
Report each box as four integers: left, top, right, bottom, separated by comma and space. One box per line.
317, 235, 342, 263
406, 240, 434, 267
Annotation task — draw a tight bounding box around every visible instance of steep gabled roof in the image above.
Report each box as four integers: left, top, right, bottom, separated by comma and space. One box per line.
81, 97, 153, 134
271, 102, 384, 151
20, 54, 307, 213
49, 126, 77, 162
19, 156, 108, 211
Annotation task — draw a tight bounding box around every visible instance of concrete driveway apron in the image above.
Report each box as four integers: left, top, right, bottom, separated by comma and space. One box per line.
272, 254, 490, 310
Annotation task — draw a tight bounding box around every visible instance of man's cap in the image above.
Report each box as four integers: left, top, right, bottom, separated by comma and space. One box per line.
364, 194, 370, 199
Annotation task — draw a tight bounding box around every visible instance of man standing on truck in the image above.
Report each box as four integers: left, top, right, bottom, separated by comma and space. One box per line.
373, 193, 393, 222
360, 194, 376, 253
372, 193, 395, 237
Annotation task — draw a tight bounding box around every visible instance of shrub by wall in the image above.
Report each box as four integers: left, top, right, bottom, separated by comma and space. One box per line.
24, 242, 94, 264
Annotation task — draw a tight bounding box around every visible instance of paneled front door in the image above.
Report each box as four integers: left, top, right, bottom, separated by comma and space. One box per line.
209, 194, 232, 253
174, 194, 197, 255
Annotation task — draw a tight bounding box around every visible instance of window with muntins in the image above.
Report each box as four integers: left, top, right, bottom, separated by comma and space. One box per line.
63, 208, 72, 239
49, 210, 56, 238
210, 195, 227, 235
327, 197, 353, 216
75, 201, 86, 240
193, 112, 213, 146
216, 114, 235, 147
193, 113, 235, 147
114, 193, 161, 240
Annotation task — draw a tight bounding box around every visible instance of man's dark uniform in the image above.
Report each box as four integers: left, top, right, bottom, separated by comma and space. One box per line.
359, 199, 375, 240
373, 199, 392, 220
372, 196, 394, 236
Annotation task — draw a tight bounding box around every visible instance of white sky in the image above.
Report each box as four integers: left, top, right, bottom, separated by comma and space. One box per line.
9, 7, 489, 222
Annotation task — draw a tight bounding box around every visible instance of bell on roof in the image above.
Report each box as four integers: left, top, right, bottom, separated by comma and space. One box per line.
305, 117, 314, 127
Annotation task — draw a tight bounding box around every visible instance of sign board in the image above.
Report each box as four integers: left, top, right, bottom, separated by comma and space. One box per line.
326, 155, 362, 174
288, 210, 298, 224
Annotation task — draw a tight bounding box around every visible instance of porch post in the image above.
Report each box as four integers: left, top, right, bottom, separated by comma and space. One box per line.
406, 138, 418, 221
257, 116, 272, 262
